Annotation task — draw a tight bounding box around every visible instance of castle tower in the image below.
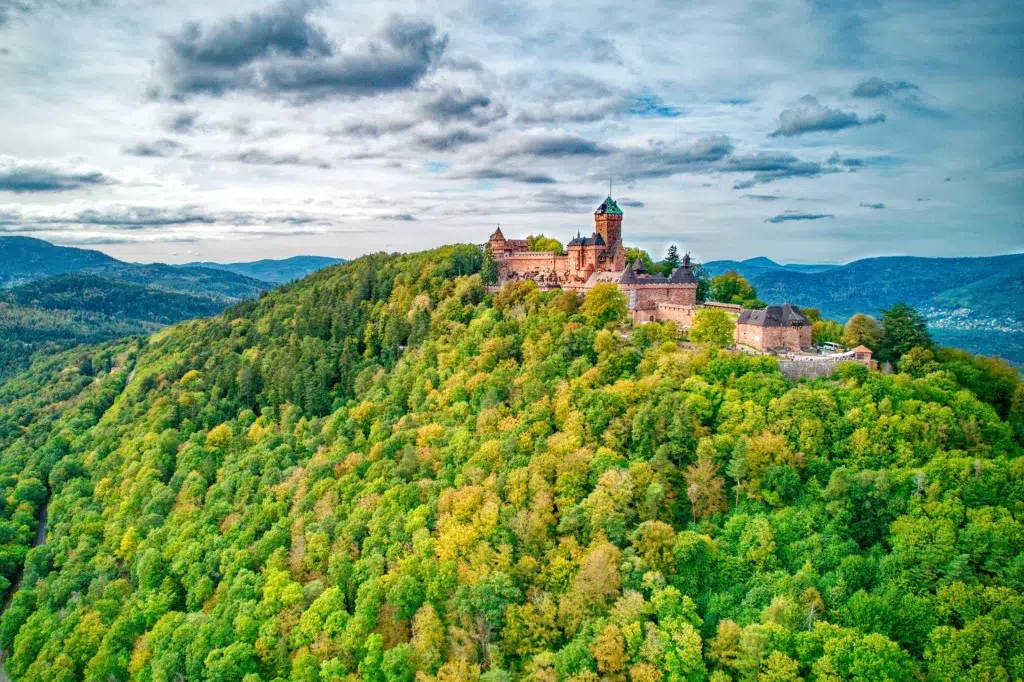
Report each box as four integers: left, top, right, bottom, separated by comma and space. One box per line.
594, 196, 623, 253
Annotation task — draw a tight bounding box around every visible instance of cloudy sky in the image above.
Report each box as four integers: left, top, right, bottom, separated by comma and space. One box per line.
1, 0, 1021, 264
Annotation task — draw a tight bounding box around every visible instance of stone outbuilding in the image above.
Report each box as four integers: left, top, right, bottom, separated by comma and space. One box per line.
735, 303, 812, 351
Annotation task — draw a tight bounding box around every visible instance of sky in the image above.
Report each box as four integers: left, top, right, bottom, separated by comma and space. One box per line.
0, 0, 1021, 265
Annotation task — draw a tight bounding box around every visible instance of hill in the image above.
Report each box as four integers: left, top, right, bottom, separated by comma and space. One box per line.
705, 253, 1024, 365
0, 246, 1018, 682
0, 274, 236, 383
0, 237, 268, 301
181, 255, 347, 284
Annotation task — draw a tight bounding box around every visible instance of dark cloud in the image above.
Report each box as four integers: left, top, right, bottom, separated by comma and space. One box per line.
463, 168, 557, 184
769, 96, 885, 137
0, 160, 112, 192
859, 201, 886, 209
379, 213, 416, 221
229, 148, 331, 168
742, 194, 783, 201
851, 77, 919, 98
729, 151, 849, 188
157, 4, 447, 101
420, 87, 507, 125
167, 110, 200, 133
417, 129, 486, 152
618, 136, 734, 180
336, 120, 415, 139
618, 199, 645, 208
73, 206, 216, 228
124, 138, 185, 158
765, 212, 835, 223
516, 134, 611, 157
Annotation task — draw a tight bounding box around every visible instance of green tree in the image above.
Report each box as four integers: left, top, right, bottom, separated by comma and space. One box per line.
481, 245, 499, 285
843, 313, 882, 349
689, 309, 735, 346
812, 319, 845, 345
710, 270, 757, 305
527, 234, 565, 255
879, 302, 932, 362
581, 283, 628, 328
663, 245, 682, 273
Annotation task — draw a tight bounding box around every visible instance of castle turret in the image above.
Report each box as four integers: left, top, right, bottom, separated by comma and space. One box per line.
594, 196, 623, 254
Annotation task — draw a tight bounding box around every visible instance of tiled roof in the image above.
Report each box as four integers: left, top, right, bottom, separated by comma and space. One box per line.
669, 265, 697, 284
595, 196, 623, 216
737, 303, 810, 327
567, 232, 606, 247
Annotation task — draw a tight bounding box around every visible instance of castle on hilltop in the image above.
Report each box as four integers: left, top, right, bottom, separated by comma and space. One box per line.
489, 196, 702, 325
487, 196, 824, 355
489, 195, 703, 326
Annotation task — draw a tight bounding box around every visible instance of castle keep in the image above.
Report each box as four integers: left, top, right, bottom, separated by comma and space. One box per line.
488, 196, 813, 351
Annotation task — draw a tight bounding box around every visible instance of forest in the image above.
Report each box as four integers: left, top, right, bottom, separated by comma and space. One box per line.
0, 244, 1019, 682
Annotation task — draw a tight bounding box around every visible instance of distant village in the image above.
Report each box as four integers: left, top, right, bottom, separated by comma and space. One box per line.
487, 196, 874, 375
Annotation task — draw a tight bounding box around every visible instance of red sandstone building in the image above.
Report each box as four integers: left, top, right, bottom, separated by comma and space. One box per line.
735, 304, 812, 351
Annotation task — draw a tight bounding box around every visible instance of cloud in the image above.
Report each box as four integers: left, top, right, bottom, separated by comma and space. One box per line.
742, 194, 783, 201
417, 129, 486, 152
124, 138, 186, 158
378, 213, 415, 221
156, 4, 447, 101
167, 110, 200, 133
765, 212, 835, 223
618, 199, 645, 208
461, 168, 557, 184
227, 149, 331, 168
420, 87, 506, 125
851, 77, 919, 99
769, 96, 885, 137
0, 158, 112, 193
859, 201, 886, 209
729, 151, 851, 187
514, 134, 612, 158
612, 136, 734, 181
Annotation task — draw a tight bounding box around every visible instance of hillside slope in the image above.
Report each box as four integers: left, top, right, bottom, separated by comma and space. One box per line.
0, 274, 235, 383
0, 246, 1019, 682
0, 237, 119, 287
181, 255, 347, 284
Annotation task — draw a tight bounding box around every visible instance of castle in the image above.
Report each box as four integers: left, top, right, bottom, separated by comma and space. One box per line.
489, 196, 701, 326
487, 196, 816, 352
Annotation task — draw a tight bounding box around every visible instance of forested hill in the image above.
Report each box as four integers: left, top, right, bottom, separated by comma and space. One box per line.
0, 245, 1020, 682
0, 237, 267, 300
180, 255, 347, 284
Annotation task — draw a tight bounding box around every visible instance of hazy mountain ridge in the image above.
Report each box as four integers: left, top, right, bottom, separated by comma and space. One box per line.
181, 255, 347, 284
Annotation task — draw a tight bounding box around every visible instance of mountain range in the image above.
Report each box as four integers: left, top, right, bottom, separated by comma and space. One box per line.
704, 254, 1024, 365
0, 237, 347, 382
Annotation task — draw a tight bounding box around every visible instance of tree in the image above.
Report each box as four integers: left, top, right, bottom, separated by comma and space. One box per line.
527, 234, 565, 255
843, 313, 882, 349
481, 245, 499, 285
689, 309, 735, 346
691, 261, 711, 302
812, 319, 845, 346
663, 245, 682, 273
626, 247, 656, 272
685, 458, 727, 522
710, 270, 757, 305
879, 303, 932, 362
581, 283, 628, 328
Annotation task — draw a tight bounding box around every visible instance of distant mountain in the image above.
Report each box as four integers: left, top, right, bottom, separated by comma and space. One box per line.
703, 256, 837, 279
182, 255, 347, 284
0, 236, 268, 301
0, 273, 231, 383
709, 253, 1024, 365
0, 236, 119, 286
